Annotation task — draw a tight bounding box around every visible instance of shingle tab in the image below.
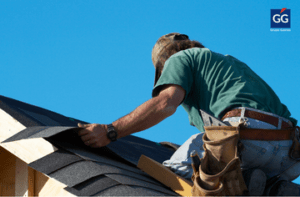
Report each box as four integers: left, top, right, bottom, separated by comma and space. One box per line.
47, 138, 147, 176
2, 126, 79, 143
106, 174, 177, 196
49, 160, 163, 187
64, 176, 120, 196
94, 185, 173, 196
29, 149, 84, 174
107, 135, 174, 165
18, 108, 61, 126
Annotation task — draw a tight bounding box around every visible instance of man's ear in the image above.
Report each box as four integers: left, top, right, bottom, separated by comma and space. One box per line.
154, 62, 163, 86
154, 67, 160, 86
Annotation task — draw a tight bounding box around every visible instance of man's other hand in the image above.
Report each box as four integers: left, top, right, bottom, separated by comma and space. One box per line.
78, 123, 110, 148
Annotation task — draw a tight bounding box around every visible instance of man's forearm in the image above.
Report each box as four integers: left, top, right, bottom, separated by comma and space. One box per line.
78, 85, 184, 148
112, 95, 177, 138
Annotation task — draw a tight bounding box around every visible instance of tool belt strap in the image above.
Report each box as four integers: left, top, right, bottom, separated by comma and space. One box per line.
222, 109, 292, 129
239, 127, 296, 141
204, 126, 297, 141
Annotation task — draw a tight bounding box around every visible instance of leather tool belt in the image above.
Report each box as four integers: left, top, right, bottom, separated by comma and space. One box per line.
222, 109, 300, 160
222, 108, 295, 141
222, 109, 292, 129
289, 126, 300, 160
222, 108, 300, 161
206, 126, 300, 160
238, 127, 295, 141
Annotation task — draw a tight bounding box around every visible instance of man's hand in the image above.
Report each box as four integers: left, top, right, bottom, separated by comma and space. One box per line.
78, 123, 110, 148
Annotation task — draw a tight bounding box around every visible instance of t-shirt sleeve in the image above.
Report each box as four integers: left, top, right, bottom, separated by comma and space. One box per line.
152, 53, 194, 102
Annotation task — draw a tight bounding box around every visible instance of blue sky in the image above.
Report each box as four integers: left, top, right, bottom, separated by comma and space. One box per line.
1, 0, 300, 182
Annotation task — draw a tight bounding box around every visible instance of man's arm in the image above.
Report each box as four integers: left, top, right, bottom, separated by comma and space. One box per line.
78, 84, 185, 148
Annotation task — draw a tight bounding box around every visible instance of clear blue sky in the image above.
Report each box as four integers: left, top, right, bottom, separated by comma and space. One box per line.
1, 0, 300, 182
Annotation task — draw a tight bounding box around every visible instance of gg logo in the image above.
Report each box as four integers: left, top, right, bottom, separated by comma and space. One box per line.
272, 14, 289, 23
271, 8, 291, 28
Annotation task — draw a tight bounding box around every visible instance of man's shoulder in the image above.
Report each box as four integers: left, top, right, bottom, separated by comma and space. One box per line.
177, 47, 211, 56
165, 48, 231, 71
166, 48, 213, 64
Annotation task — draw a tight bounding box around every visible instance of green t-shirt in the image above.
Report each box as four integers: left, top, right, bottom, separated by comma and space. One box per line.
152, 48, 297, 132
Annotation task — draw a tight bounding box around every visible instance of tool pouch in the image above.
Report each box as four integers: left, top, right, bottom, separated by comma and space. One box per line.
191, 126, 248, 196
289, 126, 300, 160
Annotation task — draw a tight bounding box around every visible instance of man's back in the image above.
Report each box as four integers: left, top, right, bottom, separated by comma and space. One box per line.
153, 48, 296, 131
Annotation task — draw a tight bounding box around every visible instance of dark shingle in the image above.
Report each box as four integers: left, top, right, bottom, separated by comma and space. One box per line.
64, 176, 120, 196
0, 95, 178, 196
29, 149, 84, 174
105, 174, 177, 196
94, 185, 172, 196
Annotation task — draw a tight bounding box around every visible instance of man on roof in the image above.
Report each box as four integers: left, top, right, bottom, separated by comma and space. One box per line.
78, 33, 300, 196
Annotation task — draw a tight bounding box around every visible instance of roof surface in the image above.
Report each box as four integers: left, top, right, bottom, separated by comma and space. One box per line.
0, 95, 178, 196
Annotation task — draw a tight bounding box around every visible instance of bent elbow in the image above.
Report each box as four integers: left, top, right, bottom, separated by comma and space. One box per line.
163, 103, 177, 117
